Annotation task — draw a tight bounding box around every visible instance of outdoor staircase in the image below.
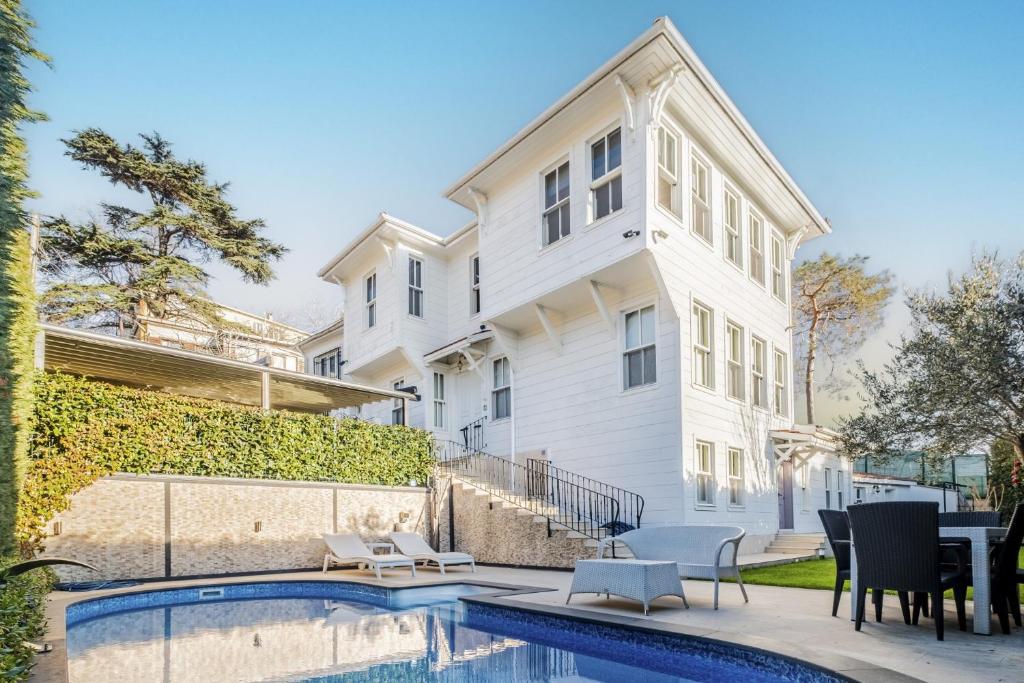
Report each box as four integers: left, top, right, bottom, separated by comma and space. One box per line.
435, 441, 643, 566
764, 531, 827, 558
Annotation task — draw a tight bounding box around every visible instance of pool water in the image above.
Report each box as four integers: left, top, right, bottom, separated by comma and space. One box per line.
65, 582, 842, 683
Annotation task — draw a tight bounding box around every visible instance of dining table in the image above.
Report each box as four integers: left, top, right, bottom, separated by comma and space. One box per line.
849, 525, 1008, 635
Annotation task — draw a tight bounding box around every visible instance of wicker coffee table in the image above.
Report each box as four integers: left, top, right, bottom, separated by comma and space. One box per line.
566, 559, 688, 615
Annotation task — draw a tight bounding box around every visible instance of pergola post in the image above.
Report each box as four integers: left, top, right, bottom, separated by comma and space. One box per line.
402, 396, 409, 426
260, 370, 271, 411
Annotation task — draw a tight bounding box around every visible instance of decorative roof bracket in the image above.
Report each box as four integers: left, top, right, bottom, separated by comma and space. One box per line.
613, 74, 637, 133
648, 65, 684, 136
467, 187, 488, 232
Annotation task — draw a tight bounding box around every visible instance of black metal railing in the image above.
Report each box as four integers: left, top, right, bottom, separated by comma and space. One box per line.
527, 458, 644, 532
459, 416, 486, 452
435, 441, 637, 542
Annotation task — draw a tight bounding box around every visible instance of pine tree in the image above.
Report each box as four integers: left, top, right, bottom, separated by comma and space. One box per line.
40, 129, 286, 336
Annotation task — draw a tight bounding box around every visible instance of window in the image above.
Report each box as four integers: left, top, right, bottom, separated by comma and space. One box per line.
623, 305, 656, 389
591, 128, 622, 220
855, 485, 863, 504
749, 212, 765, 285
837, 471, 845, 509
432, 372, 446, 429
774, 349, 789, 417
692, 302, 713, 389
728, 447, 743, 506
751, 335, 767, 408
825, 467, 833, 510
492, 357, 511, 420
392, 379, 405, 425
657, 127, 680, 216
800, 463, 809, 510
770, 232, 786, 301
408, 256, 423, 317
724, 187, 742, 266
313, 348, 341, 378
726, 321, 744, 400
365, 273, 377, 328
690, 154, 711, 243
696, 440, 715, 506
470, 254, 481, 315
543, 162, 571, 246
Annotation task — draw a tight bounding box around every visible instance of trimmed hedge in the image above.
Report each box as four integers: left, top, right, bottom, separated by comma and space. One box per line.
0, 555, 53, 680
18, 372, 435, 552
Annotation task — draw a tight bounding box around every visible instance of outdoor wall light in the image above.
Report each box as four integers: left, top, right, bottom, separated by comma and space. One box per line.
52, 521, 62, 536
254, 520, 262, 533
399, 511, 410, 523
622, 229, 640, 239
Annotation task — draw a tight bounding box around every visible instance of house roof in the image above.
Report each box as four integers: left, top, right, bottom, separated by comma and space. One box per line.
316, 213, 447, 280
41, 323, 408, 413
298, 317, 344, 350
443, 16, 829, 239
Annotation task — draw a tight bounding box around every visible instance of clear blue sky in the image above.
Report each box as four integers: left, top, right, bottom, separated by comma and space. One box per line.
21, 1, 1024, 417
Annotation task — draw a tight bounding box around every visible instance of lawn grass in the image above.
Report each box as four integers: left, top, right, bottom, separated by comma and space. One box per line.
735, 551, 1024, 601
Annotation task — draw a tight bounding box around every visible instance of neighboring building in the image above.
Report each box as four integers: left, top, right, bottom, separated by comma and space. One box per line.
299, 317, 344, 378
314, 17, 848, 550
851, 472, 961, 512
855, 451, 988, 498
138, 300, 308, 371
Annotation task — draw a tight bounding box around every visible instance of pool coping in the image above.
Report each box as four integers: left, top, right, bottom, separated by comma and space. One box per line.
33, 572, 917, 683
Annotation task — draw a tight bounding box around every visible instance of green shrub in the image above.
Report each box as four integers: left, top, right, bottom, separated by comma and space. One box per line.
0, 555, 53, 681
18, 372, 435, 553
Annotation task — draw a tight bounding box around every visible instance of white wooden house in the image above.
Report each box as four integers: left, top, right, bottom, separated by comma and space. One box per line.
314, 17, 850, 551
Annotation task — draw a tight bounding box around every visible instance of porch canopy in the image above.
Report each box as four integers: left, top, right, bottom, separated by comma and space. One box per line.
38, 323, 411, 413
770, 425, 840, 466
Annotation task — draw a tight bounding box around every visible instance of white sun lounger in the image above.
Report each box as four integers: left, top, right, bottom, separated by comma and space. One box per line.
389, 532, 476, 575
321, 533, 416, 579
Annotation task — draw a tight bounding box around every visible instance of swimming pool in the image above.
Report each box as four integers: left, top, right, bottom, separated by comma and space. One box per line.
65, 581, 847, 682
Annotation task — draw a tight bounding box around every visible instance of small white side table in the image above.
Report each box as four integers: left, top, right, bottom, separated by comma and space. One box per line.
567, 559, 688, 615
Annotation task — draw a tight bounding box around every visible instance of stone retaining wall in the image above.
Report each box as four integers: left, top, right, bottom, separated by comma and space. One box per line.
41, 474, 431, 582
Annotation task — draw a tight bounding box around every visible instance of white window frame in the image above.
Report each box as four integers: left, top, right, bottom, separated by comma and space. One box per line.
408, 256, 424, 318
837, 471, 845, 509
726, 320, 744, 401
723, 186, 742, 267
469, 253, 480, 316
751, 335, 768, 408
692, 302, 714, 390
312, 347, 341, 379
364, 271, 377, 329
622, 304, 656, 390
656, 125, 681, 218
770, 230, 786, 301
391, 378, 405, 425
774, 348, 789, 417
491, 357, 511, 421
800, 463, 810, 511
824, 467, 833, 510
690, 152, 712, 244
589, 126, 623, 222
432, 372, 446, 429
748, 210, 765, 286
728, 447, 744, 507
695, 440, 716, 507
542, 160, 571, 247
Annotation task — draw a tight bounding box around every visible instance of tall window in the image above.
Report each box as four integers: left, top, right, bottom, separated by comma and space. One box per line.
696, 440, 715, 506
692, 302, 713, 389
690, 155, 711, 243
591, 128, 622, 220
800, 462, 810, 510
543, 162, 570, 246
408, 257, 423, 317
432, 372, 446, 429
392, 379, 405, 425
726, 321, 744, 400
728, 447, 744, 506
657, 127, 679, 216
751, 335, 767, 408
365, 272, 377, 328
313, 348, 341, 378
837, 471, 845, 509
724, 188, 741, 266
770, 232, 786, 301
824, 467, 833, 509
749, 212, 765, 285
623, 305, 656, 389
470, 254, 481, 315
492, 357, 511, 420
774, 349, 789, 417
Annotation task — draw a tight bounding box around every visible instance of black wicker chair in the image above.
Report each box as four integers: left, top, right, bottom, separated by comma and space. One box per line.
847, 502, 968, 640
818, 509, 850, 617
991, 503, 1023, 634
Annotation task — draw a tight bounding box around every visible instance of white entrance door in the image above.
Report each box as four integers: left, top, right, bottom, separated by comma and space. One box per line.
455, 370, 484, 449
